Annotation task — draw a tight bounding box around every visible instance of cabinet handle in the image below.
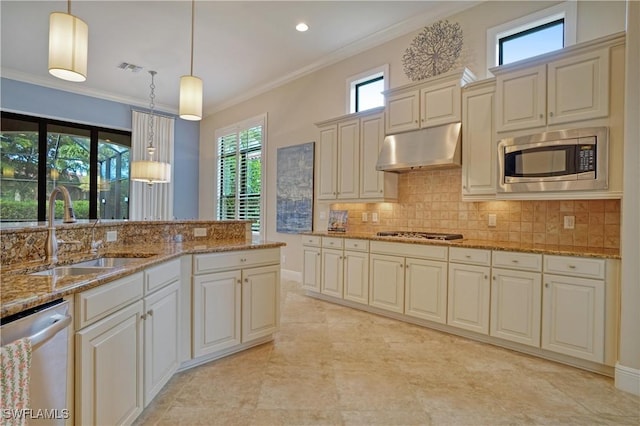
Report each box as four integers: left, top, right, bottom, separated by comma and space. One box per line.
141, 313, 147, 320
399, 264, 403, 268
379, 189, 383, 193
237, 279, 242, 284
549, 111, 554, 117
463, 185, 467, 190
568, 265, 576, 269
465, 255, 471, 259
406, 264, 409, 269
539, 114, 544, 119
244, 278, 249, 283
147, 309, 153, 317
511, 259, 519, 263
414, 120, 418, 123
317, 253, 320, 256
545, 283, 550, 288
493, 276, 496, 280
484, 275, 488, 280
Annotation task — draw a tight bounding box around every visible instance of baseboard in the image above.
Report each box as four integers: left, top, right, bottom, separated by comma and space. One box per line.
615, 363, 640, 396
281, 268, 301, 282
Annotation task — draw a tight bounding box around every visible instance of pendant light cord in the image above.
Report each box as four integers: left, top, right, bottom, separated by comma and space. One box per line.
147, 71, 157, 158
190, 0, 195, 76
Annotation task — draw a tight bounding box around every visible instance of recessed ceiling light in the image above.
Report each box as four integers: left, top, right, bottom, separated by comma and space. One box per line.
296, 23, 309, 32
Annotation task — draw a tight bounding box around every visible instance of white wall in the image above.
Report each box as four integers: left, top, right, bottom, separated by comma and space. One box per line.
199, 1, 626, 272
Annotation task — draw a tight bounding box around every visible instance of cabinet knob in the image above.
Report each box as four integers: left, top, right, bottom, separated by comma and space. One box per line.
568, 265, 576, 269
237, 279, 242, 284
512, 259, 519, 263
539, 114, 544, 119
379, 189, 383, 193
414, 120, 418, 123
549, 112, 554, 117
354, 244, 358, 247
545, 283, 550, 288
465, 255, 471, 259
244, 278, 249, 283
406, 264, 409, 269
399, 264, 403, 268
463, 185, 467, 190
493, 276, 496, 280
317, 253, 320, 256
147, 309, 154, 317
484, 275, 488, 280
141, 313, 147, 320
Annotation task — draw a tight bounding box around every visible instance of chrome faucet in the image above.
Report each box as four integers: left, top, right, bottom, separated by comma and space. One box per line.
90, 218, 103, 254
46, 186, 78, 264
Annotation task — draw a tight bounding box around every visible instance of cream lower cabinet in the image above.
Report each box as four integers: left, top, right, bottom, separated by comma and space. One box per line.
404, 258, 448, 324
447, 248, 491, 334
542, 273, 605, 363
302, 235, 322, 292
192, 248, 280, 359
321, 248, 344, 298
343, 249, 369, 305
76, 300, 144, 426
369, 254, 405, 313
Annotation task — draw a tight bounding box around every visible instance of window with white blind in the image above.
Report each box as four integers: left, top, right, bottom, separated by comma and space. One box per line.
215, 114, 266, 235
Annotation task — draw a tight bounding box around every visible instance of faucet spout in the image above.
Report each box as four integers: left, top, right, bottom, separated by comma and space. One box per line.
46, 186, 77, 264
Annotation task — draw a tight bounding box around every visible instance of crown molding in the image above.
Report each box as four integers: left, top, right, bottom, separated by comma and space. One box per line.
1, 67, 178, 115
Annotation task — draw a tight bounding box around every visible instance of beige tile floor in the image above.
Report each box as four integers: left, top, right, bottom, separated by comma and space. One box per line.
135, 279, 640, 425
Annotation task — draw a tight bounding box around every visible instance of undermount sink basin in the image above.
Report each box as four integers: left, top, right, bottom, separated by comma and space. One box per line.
70, 257, 141, 268
30, 266, 115, 277
30, 257, 144, 277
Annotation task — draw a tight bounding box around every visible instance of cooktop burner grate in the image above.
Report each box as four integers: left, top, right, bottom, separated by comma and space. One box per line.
376, 231, 464, 240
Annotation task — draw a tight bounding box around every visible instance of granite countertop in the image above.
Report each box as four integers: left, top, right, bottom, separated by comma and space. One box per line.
303, 232, 621, 259
1, 239, 285, 319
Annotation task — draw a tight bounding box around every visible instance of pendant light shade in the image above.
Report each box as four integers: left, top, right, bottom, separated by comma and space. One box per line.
179, 0, 202, 121
48, 11, 88, 82
131, 161, 171, 184
179, 75, 203, 121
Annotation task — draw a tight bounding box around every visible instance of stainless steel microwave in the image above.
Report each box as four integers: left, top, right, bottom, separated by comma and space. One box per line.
497, 127, 608, 193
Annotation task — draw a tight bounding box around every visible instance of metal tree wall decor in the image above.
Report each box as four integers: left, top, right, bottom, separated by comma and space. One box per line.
402, 20, 463, 81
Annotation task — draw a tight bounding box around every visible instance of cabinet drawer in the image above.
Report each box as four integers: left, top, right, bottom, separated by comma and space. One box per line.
193, 248, 280, 274
322, 237, 344, 249
493, 251, 542, 272
449, 247, 491, 266
544, 255, 605, 280
302, 235, 321, 247
344, 239, 369, 252
370, 241, 447, 261
145, 258, 181, 295
76, 272, 144, 329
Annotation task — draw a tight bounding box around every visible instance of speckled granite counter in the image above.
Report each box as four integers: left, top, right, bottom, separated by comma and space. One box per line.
302, 232, 620, 259
1, 239, 285, 318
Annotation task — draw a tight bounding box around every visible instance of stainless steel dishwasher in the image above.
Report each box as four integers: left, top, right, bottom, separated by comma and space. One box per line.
1, 299, 72, 425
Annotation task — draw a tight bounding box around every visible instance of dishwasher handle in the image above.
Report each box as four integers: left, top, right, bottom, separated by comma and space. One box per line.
30, 313, 72, 350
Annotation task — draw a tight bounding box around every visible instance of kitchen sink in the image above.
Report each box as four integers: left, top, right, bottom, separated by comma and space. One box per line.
70, 257, 142, 268
30, 266, 115, 277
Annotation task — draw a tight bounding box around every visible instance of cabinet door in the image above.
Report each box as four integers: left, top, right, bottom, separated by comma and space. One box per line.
76, 301, 144, 426
302, 246, 321, 292
496, 64, 546, 132
192, 270, 241, 357
360, 112, 385, 198
490, 269, 542, 347
143, 281, 180, 407
321, 248, 344, 298
337, 119, 360, 199
369, 254, 405, 313
343, 250, 369, 305
385, 89, 420, 134
547, 48, 609, 125
462, 83, 496, 198
420, 81, 461, 127
405, 258, 448, 324
317, 124, 337, 199
242, 265, 280, 342
447, 263, 490, 334
542, 274, 605, 363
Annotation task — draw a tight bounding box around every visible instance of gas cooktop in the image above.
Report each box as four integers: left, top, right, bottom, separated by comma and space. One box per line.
376, 231, 464, 241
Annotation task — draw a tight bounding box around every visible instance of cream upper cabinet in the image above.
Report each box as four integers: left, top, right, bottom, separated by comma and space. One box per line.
316, 107, 397, 202
385, 89, 420, 134
317, 124, 338, 199
337, 119, 360, 199
494, 46, 610, 133
360, 112, 398, 200
384, 68, 475, 135
462, 80, 496, 200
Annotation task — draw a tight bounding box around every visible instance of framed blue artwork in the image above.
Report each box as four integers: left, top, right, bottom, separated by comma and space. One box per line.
276, 142, 314, 233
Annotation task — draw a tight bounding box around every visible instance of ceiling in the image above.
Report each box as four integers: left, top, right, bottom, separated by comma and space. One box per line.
1, 1, 476, 117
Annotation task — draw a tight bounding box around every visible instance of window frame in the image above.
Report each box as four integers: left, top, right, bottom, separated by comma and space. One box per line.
346, 64, 389, 114
214, 113, 267, 239
498, 18, 565, 66
0, 111, 131, 222
487, 2, 577, 71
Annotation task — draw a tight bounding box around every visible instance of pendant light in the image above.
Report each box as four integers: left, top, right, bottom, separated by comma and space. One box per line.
48, 0, 88, 82
131, 71, 172, 185
179, 0, 203, 121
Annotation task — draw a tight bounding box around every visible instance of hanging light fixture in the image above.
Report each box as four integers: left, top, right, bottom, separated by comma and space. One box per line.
179, 0, 203, 121
48, 0, 88, 82
131, 71, 171, 185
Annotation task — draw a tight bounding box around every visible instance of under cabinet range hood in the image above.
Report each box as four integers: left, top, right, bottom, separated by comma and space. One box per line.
376, 122, 462, 172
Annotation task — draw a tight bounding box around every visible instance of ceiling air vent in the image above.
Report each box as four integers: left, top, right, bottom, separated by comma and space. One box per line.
117, 62, 143, 73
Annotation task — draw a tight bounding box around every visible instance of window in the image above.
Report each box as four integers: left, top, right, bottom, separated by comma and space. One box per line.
0, 112, 131, 222
487, 2, 577, 69
346, 64, 389, 113
215, 114, 266, 236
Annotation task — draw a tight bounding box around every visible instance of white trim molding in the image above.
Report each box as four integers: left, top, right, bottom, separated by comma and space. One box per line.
281, 269, 302, 283
615, 363, 640, 396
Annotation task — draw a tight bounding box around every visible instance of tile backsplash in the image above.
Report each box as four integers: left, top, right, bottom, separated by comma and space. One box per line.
332, 168, 620, 249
